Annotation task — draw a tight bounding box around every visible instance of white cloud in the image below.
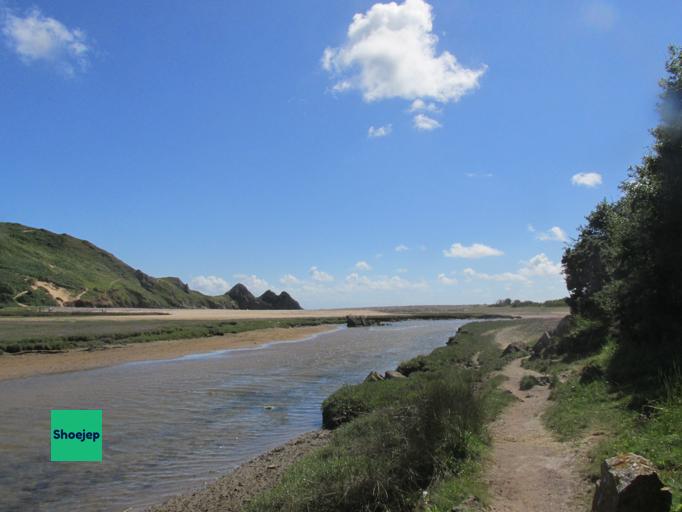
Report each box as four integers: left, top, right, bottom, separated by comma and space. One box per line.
571, 172, 603, 188
527, 224, 536, 233
437, 273, 458, 285
355, 260, 372, 271
537, 226, 568, 242
443, 243, 503, 259
345, 272, 426, 290
309, 266, 335, 282
395, 244, 409, 252
279, 274, 301, 286
190, 275, 231, 295
368, 124, 392, 138
413, 113, 442, 131
233, 274, 270, 294
322, 0, 485, 104
396, 267, 408, 273
462, 268, 527, 282
518, 253, 563, 277
409, 98, 440, 112
2, 8, 89, 76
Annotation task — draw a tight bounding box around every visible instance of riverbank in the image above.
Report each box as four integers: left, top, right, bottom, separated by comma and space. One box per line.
0, 324, 336, 381
147, 317, 561, 511
148, 430, 331, 512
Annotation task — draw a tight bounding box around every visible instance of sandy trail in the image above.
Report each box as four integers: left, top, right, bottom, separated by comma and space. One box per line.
485, 325, 589, 511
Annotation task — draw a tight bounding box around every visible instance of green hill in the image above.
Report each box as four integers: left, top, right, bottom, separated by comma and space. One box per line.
0, 223, 295, 310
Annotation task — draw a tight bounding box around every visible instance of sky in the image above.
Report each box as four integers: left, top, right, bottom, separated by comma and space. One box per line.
1, 0, 681, 308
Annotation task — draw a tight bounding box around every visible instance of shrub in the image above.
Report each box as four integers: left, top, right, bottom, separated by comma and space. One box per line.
520, 375, 539, 391
250, 373, 481, 512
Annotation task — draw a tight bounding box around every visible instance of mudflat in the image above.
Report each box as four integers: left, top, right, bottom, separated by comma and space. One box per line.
0, 324, 337, 381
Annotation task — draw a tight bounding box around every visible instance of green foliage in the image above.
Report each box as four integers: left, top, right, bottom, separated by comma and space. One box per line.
562, 47, 682, 382
0, 222, 237, 309
249, 373, 482, 512
519, 374, 539, 391
0, 317, 340, 353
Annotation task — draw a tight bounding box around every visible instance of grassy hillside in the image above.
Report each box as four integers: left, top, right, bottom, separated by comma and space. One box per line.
0, 222, 236, 309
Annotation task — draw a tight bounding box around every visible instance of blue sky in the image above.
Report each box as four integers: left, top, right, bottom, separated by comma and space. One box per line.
1, 1, 680, 308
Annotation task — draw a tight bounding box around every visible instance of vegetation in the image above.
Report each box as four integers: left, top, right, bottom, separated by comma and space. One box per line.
0, 317, 342, 354
246, 319, 554, 511
490, 298, 568, 308
531, 46, 682, 508
561, 46, 682, 385
519, 374, 540, 391
0, 222, 238, 309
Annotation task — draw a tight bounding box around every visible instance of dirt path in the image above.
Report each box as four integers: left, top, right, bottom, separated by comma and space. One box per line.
485, 326, 590, 511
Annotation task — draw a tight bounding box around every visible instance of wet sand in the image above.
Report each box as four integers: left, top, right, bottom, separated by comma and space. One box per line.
0, 324, 337, 381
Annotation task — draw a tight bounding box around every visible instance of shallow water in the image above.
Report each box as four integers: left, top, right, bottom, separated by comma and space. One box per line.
0, 319, 469, 511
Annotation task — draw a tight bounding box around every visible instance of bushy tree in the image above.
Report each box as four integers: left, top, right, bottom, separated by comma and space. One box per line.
563, 46, 682, 380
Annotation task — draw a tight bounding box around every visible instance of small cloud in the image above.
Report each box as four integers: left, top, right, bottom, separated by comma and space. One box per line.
462, 268, 527, 282
409, 99, 440, 113
527, 224, 536, 233
537, 226, 568, 242
464, 172, 493, 178
396, 268, 408, 273
309, 266, 334, 282
418, 244, 427, 252
518, 253, 563, 277
190, 275, 231, 295
368, 124, 392, 138
413, 113, 442, 131
279, 274, 301, 286
345, 273, 427, 291
582, 2, 617, 30
395, 244, 409, 252
443, 243, 504, 259
233, 273, 270, 294
437, 273, 458, 286
571, 172, 603, 188
355, 260, 372, 271
2, 8, 90, 76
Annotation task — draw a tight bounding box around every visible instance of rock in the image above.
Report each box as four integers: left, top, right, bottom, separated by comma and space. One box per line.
531, 331, 553, 358
258, 290, 302, 310
346, 315, 381, 327
580, 363, 605, 384
536, 375, 552, 386
591, 453, 672, 512
384, 370, 407, 380
502, 342, 527, 357
553, 314, 574, 338
447, 335, 459, 345
364, 371, 385, 382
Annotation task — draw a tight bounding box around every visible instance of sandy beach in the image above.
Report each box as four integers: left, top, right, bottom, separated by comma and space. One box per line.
0, 324, 337, 381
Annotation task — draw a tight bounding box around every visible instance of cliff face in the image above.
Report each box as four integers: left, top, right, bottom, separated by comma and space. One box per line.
225, 285, 302, 310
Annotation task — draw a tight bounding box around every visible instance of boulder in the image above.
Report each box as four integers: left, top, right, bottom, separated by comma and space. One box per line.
364, 371, 385, 383
384, 370, 407, 380
591, 453, 672, 512
531, 331, 553, 358
346, 315, 381, 328
502, 342, 527, 357
447, 335, 459, 346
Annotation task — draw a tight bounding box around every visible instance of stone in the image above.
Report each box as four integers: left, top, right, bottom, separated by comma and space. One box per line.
580, 363, 604, 384
364, 371, 385, 382
346, 315, 382, 327
502, 342, 527, 357
384, 370, 407, 380
591, 453, 672, 512
531, 331, 553, 358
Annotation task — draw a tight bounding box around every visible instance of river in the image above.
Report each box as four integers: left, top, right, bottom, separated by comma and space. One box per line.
0, 319, 469, 511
